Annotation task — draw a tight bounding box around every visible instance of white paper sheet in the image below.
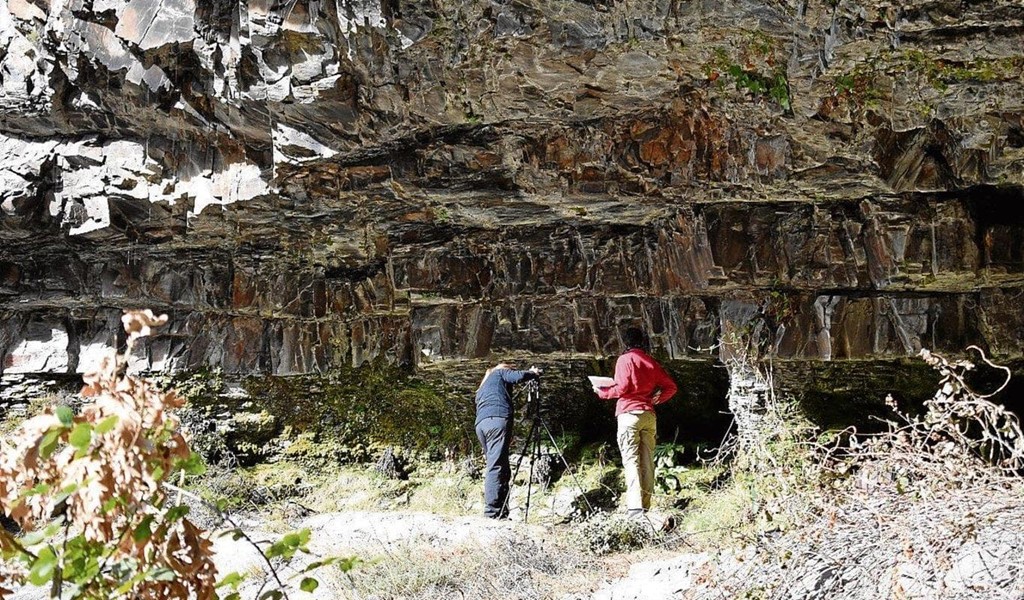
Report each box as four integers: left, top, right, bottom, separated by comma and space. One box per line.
588, 376, 615, 388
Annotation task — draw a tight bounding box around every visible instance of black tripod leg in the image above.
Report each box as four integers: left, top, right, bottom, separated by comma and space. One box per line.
524, 437, 535, 522
504, 416, 538, 518
525, 416, 546, 523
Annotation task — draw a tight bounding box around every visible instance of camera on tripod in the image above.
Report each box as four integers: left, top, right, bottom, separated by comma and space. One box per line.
504, 367, 593, 523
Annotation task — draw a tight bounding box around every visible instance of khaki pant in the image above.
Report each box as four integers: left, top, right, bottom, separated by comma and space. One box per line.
617, 411, 656, 511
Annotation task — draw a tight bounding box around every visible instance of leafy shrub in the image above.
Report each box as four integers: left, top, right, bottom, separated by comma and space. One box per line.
0, 311, 334, 599
0, 310, 216, 599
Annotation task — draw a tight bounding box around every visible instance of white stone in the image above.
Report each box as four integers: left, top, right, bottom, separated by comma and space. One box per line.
190, 162, 270, 215
115, 0, 196, 50
265, 75, 291, 102
894, 562, 939, 600
944, 541, 1011, 594
210, 162, 269, 203
93, 0, 130, 13
290, 51, 325, 84
69, 20, 135, 73
272, 122, 337, 163
0, 136, 58, 211
71, 91, 103, 110
5, 324, 70, 373
7, 0, 46, 22
0, 7, 52, 112
61, 165, 106, 197
592, 553, 715, 600
76, 342, 115, 375
125, 62, 172, 92
67, 195, 111, 236
125, 343, 151, 375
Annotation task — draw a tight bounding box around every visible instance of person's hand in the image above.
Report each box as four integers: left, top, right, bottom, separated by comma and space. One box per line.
652, 389, 662, 403
528, 366, 541, 375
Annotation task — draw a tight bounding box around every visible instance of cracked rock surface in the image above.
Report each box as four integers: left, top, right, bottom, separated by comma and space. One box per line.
0, 0, 1022, 405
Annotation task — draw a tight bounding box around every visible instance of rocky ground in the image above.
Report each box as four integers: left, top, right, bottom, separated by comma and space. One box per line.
220, 483, 1024, 600
213, 511, 566, 600
595, 483, 1024, 599
4, 510, 558, 599
111, 479, 1024, 599
11, 492, 1022, 600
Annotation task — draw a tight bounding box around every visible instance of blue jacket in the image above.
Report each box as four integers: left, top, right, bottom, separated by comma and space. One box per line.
474, 368, 538, 425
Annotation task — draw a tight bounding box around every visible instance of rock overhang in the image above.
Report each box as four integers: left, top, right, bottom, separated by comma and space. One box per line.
0, 0, 1022, 428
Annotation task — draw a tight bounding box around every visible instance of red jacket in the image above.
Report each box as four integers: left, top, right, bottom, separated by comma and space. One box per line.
597, 348, 678, 416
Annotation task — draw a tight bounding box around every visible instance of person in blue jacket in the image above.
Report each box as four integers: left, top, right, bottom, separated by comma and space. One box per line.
474, 362, 540, 519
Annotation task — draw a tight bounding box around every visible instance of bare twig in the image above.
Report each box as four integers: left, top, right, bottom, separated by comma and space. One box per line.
163, 483, 292, 599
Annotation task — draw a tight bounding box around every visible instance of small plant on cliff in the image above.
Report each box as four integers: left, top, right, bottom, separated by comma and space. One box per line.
902, 50, 1023, 91
705, 40, 793, 114
431, 204, 453, 223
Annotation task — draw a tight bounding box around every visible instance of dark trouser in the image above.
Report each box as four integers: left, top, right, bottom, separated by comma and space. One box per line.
476, 416, 512, 518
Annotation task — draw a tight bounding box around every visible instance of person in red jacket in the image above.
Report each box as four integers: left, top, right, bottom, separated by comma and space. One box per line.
593, 327, 678, 516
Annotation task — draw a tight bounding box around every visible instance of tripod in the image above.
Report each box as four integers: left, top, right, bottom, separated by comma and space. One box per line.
504, 379, 593, 523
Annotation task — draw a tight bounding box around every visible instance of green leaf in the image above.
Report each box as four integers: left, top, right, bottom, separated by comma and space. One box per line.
174, 452, 207, 477
267, 528, 312, 560
216, 571, 245, 589
148, 567, 176, 582
25, 482, 50, 497
291, 529, 311, 546
266, 542, 287, 559
55, 406, 74, 427
299, 577, 319, 592
27, 546, 57, 586
54, 483, 80, 505
94, 415, 119, 435
133, 516, 154, 543
113, 569, 147, 595
258, 591, 284, 600
223, 594, 241, 600
219, 529, 245, 541
38, 428, 62, 460
42, 522, 64, 538
69, 422, 92, 450
19, 530, 46, 547
102, 497, 121, 514
301, 559, 329, 572
166, 505, 190, 522
336, 556, 362, 573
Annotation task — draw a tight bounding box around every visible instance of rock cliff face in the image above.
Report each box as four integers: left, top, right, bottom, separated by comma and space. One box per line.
1, 0, 1022, 427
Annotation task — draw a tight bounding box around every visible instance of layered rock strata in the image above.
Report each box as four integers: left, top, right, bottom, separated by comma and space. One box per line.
1, 0, 1022, 429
